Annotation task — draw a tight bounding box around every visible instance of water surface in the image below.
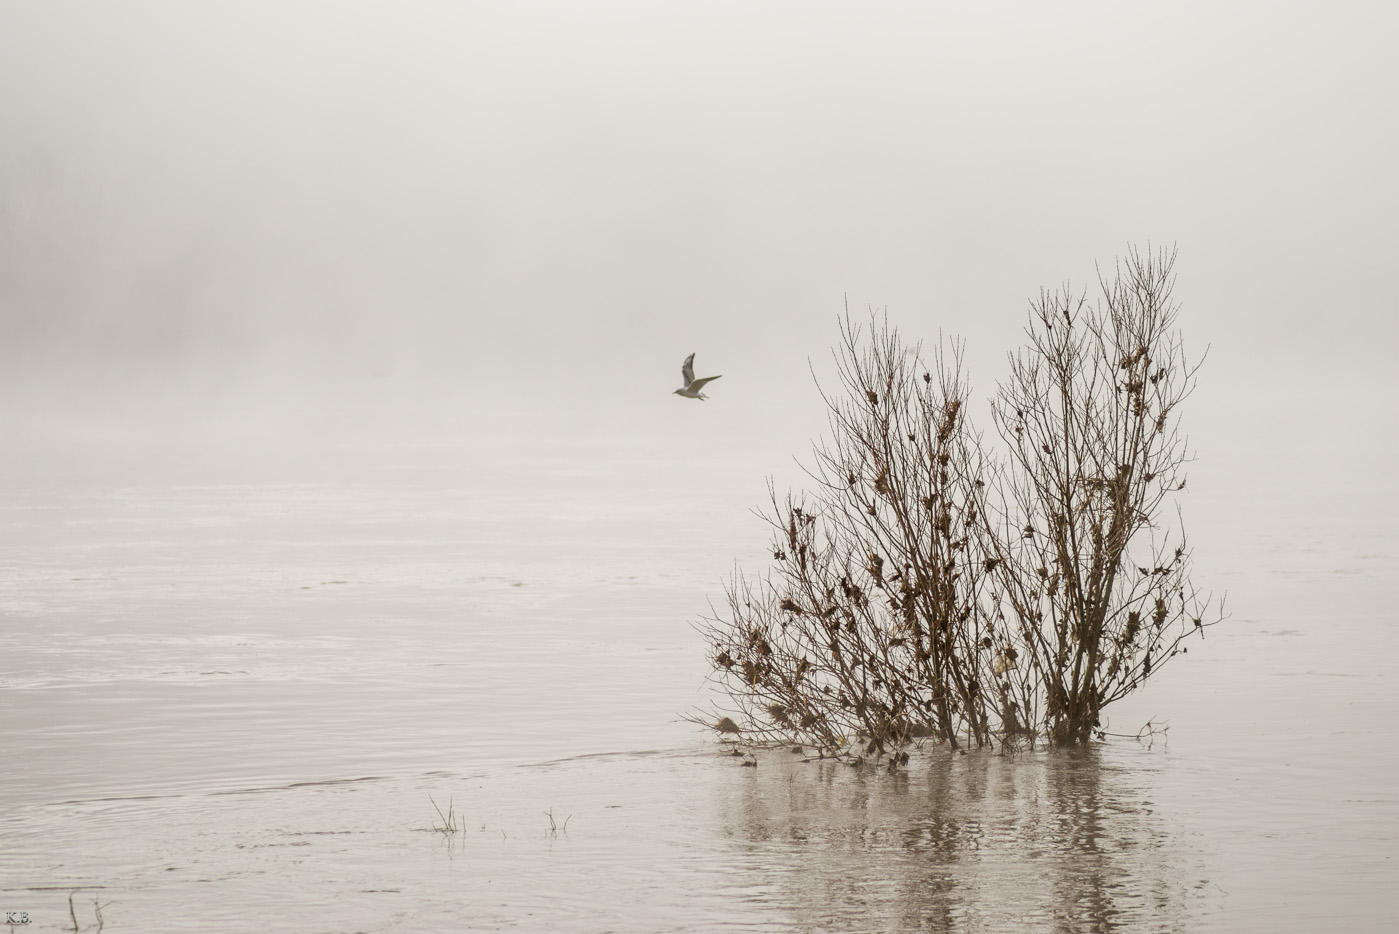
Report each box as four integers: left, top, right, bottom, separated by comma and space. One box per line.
2, 411, 1395, 931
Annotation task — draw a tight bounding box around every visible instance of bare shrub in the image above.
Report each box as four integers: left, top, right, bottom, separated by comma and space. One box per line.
695, 246, 1220, 753
984, 246, 1217, 746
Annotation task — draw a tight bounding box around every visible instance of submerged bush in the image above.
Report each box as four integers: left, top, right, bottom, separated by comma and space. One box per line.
697, 246, 1221, 752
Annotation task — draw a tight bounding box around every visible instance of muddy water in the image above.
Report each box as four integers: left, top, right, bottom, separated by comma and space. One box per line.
2, 414, 1396, 932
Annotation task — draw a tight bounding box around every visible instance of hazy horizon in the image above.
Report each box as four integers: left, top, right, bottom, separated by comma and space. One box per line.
3, 1, 1396, 442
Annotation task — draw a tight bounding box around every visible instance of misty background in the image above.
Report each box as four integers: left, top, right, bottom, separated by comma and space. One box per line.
1, 1, 1395, 500
4, 8, 1398, 928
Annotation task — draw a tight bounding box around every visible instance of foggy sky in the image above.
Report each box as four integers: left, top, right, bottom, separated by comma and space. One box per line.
2, 1, 1396, 433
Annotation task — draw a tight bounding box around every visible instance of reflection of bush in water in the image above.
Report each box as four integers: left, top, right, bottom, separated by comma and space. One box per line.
715, 747, 1202, 931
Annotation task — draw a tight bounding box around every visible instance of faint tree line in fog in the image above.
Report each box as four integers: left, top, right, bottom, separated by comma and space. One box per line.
696, 246, 1222, 754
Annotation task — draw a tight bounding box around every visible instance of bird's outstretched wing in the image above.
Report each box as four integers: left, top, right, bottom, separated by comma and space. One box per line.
681, 353, 696, 387
688, 375, 722, 393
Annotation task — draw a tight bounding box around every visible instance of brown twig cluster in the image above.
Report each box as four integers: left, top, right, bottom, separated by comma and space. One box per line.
695, 246, 1220, 754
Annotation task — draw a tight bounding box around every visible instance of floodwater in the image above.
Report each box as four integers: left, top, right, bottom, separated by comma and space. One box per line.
2, 400, 1396, 932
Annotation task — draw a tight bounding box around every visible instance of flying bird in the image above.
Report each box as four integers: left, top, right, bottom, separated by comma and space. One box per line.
673, 353, 722, 400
